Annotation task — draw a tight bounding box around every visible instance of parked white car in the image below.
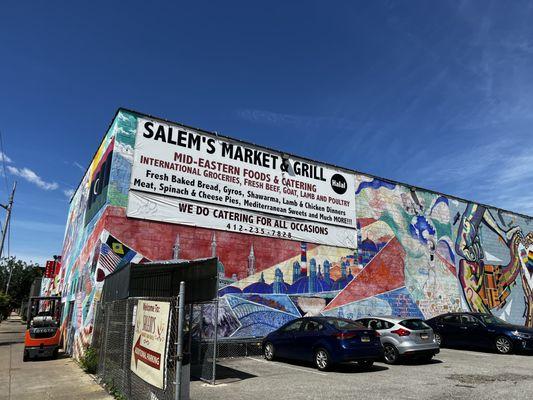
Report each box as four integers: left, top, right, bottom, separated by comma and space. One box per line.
356, 316, 440, 364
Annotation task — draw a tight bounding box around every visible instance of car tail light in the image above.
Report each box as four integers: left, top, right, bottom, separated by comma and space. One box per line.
391, 328, 411, 337
335, 332, 358, 340
374, 331, 381, 337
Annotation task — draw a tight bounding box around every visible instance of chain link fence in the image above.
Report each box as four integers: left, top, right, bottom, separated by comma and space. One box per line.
188, 301, 218, 385
216, 337, 263, 358
93, 297, 180, 400
93, 296, 266, 397
188, 300, 263, 382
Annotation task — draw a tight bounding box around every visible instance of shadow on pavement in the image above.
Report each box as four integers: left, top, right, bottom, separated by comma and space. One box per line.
23, 351, 69, 362
273, 358, 389, 373
191, 363, 258, 383
396, 358, 444, 366
0, 340, 24, 346
443, 345, 533, 357
330, 363, 389, 373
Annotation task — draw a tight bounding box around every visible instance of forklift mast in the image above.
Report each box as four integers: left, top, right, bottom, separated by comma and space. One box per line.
26, 296, 62, 328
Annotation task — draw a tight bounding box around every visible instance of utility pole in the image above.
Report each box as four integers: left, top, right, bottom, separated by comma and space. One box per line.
2, 182, 17, 293
175, 281, 186, 400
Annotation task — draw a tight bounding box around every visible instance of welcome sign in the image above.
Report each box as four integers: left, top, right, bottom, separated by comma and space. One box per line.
130, 300, 170, 389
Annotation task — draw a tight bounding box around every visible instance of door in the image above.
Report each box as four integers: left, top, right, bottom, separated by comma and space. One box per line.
293, 320, 324, 362
275, 319, 304, 359
439, 314, 463, 345
461, 314, 491, 348
65, 301, 75, 354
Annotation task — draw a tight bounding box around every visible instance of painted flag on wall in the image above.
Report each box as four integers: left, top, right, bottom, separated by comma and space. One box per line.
300, 242, 307, 262
106, 234, 131, 256
98, 243, 121, 275
95, 231, 150, 283
85, 138, 114, 226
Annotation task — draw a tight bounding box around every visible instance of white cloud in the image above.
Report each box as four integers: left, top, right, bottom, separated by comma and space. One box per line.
0, 151, 12, 163
411, 137, 533, 216
236, 109, 359, 131
63, 188, 75, 198
73, 161, 84, 171
7, 166, 59, 190
13, 220, 65, 234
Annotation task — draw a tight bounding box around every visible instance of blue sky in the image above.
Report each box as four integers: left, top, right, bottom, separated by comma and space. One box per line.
1, 1, 532, 265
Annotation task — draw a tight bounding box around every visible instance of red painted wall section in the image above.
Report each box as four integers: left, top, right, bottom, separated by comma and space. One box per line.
325, 237, 406, 310
103, 206, 316, 278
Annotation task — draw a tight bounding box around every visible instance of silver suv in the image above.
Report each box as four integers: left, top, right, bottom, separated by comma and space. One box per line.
356, 316, 439, 364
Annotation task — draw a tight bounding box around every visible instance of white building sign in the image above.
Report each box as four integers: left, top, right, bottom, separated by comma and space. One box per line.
127, 117, 357, 248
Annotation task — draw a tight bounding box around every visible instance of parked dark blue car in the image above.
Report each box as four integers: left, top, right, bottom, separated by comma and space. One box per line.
425, 312, 533, 354
262, 317, 383, 370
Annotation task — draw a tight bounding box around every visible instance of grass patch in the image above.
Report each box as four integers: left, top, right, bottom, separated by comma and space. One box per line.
80, 346, 98, 374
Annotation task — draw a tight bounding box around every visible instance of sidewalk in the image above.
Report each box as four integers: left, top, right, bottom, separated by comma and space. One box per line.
0, 314, 112, 400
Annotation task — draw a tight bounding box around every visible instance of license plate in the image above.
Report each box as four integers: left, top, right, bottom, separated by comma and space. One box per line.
420, 333, 429, 340
361, 336, 370, 342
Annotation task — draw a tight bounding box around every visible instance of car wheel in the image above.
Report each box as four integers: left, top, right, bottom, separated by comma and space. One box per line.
434, 332, 443, 346
263, 342, 275, 361
357, 360, 374, 369
314, 348, 330, 371
23, 351, 29, 362
495, 336, 512, 354
383, 344, 399, 364
52, 348, 59, 359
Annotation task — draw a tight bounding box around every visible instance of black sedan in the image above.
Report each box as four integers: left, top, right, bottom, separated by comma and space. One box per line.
425, 312, 533, 354
262, 317, 383, 371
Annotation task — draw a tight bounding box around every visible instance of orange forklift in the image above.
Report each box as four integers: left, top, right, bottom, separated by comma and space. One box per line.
23, 296, 62, 361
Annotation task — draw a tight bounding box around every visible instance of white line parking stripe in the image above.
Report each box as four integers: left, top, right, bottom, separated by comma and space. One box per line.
441, 349, 493, 357
245, 356, 328, 376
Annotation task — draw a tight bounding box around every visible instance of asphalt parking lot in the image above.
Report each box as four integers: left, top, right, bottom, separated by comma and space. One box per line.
190, 348, 533, 400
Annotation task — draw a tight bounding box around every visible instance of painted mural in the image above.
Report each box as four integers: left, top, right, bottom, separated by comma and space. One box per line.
58, 109, 533, 358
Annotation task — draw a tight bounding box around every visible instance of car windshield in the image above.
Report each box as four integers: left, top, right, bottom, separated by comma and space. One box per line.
326, 318, 364, 330
477, 314, 509, 325
399, 319, 430, 330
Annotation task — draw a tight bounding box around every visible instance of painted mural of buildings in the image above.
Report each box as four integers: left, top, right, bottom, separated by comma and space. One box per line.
51, 109, 533, 358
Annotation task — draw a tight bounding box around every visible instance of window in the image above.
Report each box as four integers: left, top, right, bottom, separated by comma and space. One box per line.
477, 314, 508, 326
368, 319, 393, 330
461, 315, 479, 325
443, 315, 461, 324
303, 320, 323, 332
326, 318, 365, 330
399, 319, 430, 330
282, 320, 304, 332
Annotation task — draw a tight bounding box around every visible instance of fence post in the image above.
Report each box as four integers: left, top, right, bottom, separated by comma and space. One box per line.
211, 298, 218, 385
102, 304, 110, 378
198, 304, 203, 365
121, 300, 130, 397
175, 281, 186, 400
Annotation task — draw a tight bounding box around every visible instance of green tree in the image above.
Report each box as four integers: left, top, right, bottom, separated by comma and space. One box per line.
0, 257, 42, 314
0, 292, 11, 320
